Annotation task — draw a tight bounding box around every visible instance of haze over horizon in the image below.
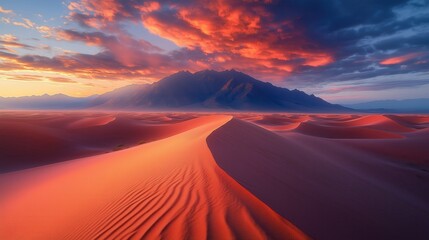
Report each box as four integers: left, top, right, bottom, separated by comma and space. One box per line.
1, 0, 429, 104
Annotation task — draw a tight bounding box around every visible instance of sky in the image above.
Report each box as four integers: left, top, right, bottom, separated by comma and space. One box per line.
0, 0, 428, 103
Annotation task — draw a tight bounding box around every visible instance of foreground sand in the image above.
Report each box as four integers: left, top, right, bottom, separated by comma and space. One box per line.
0, 115, 306, 240
0, 112, 428, 239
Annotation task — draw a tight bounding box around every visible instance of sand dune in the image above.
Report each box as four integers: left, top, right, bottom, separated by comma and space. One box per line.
237, 113, 423, 139
0, 115, 306, 240
1, 112, 428, 240
336, 127, 429, 168
386, 115, 429, 127
237, 114, 310, 131
68, 115, 117, 129
237, 113, 429, 168
295, 121, 404, 139
0, 112, 216, 171
318, 115, 415, 132
208, 118, 429, 240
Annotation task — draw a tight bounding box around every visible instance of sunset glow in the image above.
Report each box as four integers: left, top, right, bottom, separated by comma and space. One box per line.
1, 2, 429, 239
0, 0, 428, 102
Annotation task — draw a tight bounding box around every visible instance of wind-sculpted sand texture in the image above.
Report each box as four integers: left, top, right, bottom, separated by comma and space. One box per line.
1, 112, 428, 240
0, 114, 307, 240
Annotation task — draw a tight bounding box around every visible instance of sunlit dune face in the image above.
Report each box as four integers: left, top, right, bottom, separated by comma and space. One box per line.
380, 53, 421, 65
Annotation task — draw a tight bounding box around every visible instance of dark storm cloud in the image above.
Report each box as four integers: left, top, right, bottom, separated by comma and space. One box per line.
271, 0, 429, 89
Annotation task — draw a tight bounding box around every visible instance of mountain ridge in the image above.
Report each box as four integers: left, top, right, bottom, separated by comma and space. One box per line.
0, 70, 349, 112
344, 98, 429, 113
91, 69, 349, 112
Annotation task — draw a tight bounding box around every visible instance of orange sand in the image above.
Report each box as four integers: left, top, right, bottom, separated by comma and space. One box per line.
0, 115, 306, 240
1, 112, 428, 240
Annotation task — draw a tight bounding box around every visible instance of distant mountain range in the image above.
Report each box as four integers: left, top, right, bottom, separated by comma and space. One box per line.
0, 70, 348, 112
344, 98, 429, 113
0, 94, 96, 110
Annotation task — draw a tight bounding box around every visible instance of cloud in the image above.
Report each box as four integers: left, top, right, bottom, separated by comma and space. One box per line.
36, 26, 55, 38
57, 29, 165, 67
0, 46, 200, 83
1, 17, 11, 23
48, 76, 77, 83
380, 52, 424, 65
144, 1, 334, 70
66, 0, 335, 77
0, 34, 35, 51
0, 6, 13, 14
4, 74, 77, 83
6, 74, 44, 82
61, 0, 429, 87
316, 79, 429, 94
0, 34, 17, 42
3, 0, 429, 101
12, 18, 36, 29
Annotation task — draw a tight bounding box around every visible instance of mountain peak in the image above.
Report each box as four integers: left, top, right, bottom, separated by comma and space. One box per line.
91, 69, 348, 112
166, 70, 193, 78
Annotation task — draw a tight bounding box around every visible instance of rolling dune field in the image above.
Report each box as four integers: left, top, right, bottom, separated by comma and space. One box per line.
1, 111, 428, 240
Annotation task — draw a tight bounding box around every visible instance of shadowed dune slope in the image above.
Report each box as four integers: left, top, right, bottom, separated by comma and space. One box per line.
294, 121, 404, 139
318, 115, 415, 132
335, 127, 429, 168
207, 118, 429, 240
0, 115, 307, 240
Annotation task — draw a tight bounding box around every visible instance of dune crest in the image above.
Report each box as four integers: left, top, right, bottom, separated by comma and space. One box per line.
0, 115, 307, 240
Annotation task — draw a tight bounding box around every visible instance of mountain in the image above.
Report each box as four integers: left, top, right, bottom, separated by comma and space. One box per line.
0, 94, 96, 110
91, 70, 348, 112
345, 98, 429, 113
0, 70, 349, 112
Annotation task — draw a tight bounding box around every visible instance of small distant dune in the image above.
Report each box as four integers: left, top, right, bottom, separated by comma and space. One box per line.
67, 116, 117, 129
243, 114, 310, 131
322, 115, 415, 132
386, 115, 429, 126
294, 121, 404, 139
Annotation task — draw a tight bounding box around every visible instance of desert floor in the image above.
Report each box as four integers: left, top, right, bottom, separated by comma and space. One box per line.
0, 111, 428, 240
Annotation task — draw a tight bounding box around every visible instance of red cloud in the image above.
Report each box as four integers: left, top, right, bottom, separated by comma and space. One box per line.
0, 46, 206, 83
57, 29, 162, 67
67, 0, 334, 79
141, 0, 333, 70
380, 53, 422, 65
